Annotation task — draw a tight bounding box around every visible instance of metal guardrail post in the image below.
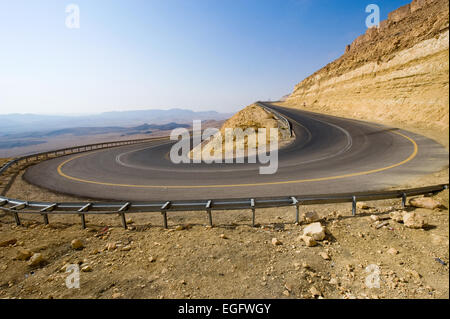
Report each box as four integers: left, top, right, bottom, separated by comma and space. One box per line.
250, 199, 256, 227
206, 200, 213, 227
161, 201, 171, 229
40, 203, 57, 225
118, 202, 131, 229
291, 197, 300, 224
78, 203, 92, 229
401, 193, 407, 208
352, 196, 357, 216
10, 202, 26, 226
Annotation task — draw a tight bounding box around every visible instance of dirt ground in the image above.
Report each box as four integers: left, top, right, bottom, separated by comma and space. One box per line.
0, 167, 448, 299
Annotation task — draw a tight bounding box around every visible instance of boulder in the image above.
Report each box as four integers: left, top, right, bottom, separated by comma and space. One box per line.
303, 223, 326, 241
403, 212, 426, 229
409, 197, 443, 210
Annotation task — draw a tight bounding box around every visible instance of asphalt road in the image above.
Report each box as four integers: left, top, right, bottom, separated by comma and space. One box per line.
24, 105, 449, 201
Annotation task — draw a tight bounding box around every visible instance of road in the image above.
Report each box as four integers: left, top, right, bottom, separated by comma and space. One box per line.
24, 104, 449, 201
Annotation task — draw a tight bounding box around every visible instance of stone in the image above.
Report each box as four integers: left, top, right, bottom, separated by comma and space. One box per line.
409, 197, 443, 210
81, 265, 92, 272
387, 248, 399, 255
71, 239, 84, 250
121, 245, 132, 251
126, 218, 134, 225
300, 235, 317, 247
370, 215, 380, 222
403, 212, 426, 229
0, 238, 17, 247
303, 211, 320, 224
319, 252, 331, 260
220, 234, 228, 239
389, 211, 406, 222
175, 225, 185, 231
15, 248, 33, 261
303, 223, 326, 241
357, 202, 370, 210
310, 286, 321, 297
28, 253, 45, 267
272, 238, 282, 246
106, 243, 117, 251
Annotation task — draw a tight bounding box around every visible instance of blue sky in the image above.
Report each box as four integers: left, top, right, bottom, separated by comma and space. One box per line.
0, 0, 410, 115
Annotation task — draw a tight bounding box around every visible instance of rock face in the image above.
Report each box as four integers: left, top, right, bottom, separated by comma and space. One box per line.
284, 0, 449, 131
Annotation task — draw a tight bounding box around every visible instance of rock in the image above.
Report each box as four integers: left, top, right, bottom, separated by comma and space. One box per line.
15, 248, 33, 261
403, 212, 426, 229
28, 253, 45, 267
71, 239, 84, 250
148, 256, 156, 263
0, 238, 17, 247
219, 234, 228, 239
319, 252, 331, 260
303, 211, 320, 223
299, 235, 317, 247
81, 264, 92, 272
272, 238, 282, 246
357, 202, 370, 209
112, 293, 123, 299
303, 222, 326, 241
121, 245, 132, 251
106, 243, 117, 251
175, 225, 185, 231
310, 286, 321, 297
370, 215, 380, 222
387, 248, 399, 255
409, 197, 443, 210
389, 211, 406, 222
282, 290, 290, 296
126, 218, 134, 225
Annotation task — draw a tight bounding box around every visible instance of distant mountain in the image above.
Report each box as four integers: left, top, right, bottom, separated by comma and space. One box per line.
0, 108, 232, 135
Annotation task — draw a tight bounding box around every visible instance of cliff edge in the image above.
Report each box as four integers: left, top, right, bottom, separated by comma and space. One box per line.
283, 0, 449, 134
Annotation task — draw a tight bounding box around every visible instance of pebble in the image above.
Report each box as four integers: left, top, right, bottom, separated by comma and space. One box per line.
28, 253, 45, 267
271, 238, 282, 246
319, 252, 331, 260
71, 239, 84, 250
0, 238, 17, 247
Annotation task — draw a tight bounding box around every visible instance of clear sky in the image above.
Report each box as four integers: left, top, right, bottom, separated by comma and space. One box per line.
0, 0, 411, 115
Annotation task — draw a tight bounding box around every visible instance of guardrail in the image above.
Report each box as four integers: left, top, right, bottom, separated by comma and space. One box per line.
256, 101, 293, 137
0, 123, 448, 230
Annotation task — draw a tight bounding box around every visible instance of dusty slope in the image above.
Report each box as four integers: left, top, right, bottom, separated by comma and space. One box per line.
283, 0, 449, 136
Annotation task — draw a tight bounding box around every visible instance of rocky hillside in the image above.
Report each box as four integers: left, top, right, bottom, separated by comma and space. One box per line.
284, 0, 449, 131
190, 104, 292, 160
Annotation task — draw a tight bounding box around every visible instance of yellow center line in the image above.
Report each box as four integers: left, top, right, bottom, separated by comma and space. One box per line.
56, 131, 418, 189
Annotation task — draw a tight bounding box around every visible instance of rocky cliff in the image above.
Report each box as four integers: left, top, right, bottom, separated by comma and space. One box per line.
284, 0, 449, 131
